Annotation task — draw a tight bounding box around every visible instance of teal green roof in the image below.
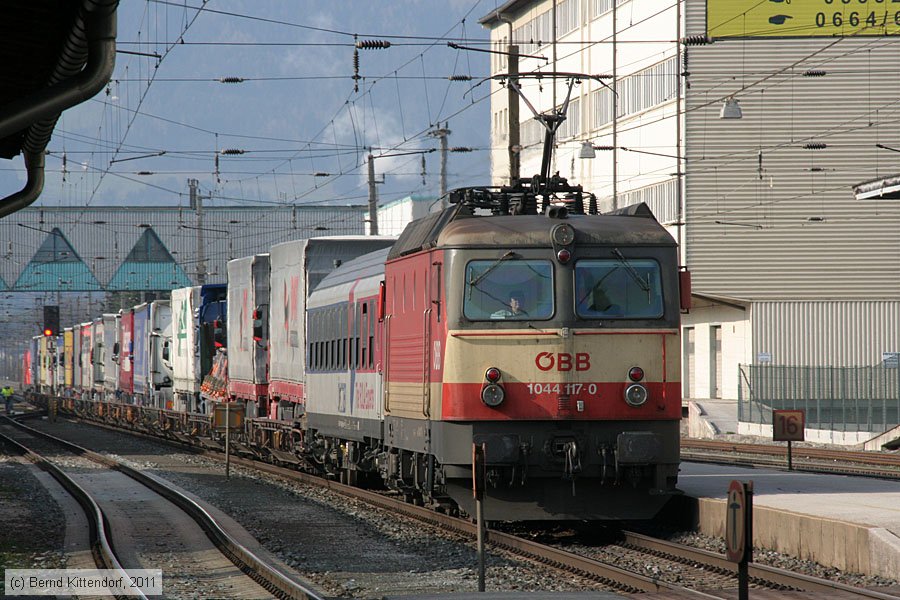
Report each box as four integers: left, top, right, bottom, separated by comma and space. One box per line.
14, 228, 101, 291
107, 228, 192, 290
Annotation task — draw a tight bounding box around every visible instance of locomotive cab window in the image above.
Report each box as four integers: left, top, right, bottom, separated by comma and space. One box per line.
575, 258, 664, 319
463, 258, 553, 321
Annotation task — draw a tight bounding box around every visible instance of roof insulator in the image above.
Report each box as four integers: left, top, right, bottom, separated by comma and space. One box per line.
804, 142, 826, 150
356, 40, 391, 50
803, 69, 826, 77
681, 35, 712, 46
448, 74, 473, 81
218, 77, 244, 83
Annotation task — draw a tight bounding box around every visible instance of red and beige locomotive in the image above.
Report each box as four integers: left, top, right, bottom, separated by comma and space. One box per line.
298, 183, 688, 520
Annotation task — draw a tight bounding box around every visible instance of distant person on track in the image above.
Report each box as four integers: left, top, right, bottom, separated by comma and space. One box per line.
2, 385, 14, 415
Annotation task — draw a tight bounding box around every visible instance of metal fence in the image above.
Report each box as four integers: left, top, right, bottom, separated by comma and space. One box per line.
738, 364, 900, 432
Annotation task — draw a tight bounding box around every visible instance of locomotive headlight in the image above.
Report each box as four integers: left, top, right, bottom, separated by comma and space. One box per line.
624, 383, 648, 407
481, 383, 505, 407
551, 223, 575, 246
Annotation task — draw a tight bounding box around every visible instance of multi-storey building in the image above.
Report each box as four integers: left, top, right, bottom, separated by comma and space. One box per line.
482, 0, 900, 438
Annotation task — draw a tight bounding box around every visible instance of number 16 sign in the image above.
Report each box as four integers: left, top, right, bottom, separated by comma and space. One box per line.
773, 409, 805, 442
773, 409, 805, 471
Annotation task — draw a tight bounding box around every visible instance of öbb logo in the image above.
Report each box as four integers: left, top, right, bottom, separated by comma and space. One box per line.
535, 352, 591, 372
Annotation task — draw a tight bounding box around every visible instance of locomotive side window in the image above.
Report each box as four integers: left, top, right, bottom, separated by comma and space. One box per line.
463, 259, 554, 321
574, 258, 664, 319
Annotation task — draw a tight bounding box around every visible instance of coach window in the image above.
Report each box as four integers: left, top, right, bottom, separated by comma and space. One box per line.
328, 309, 337, 371
463, 258, 554, 320
341, 305, 348, 370
367, 300, 375, 369
575, 258, 664, 319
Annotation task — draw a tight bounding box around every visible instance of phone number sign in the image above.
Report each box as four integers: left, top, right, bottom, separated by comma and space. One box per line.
707, 0, 900, 38
773, 409, 805, 442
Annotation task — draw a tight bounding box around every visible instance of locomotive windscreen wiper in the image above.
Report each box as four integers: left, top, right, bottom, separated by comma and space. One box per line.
467, 250, 516, 297
612, 248, 651, 295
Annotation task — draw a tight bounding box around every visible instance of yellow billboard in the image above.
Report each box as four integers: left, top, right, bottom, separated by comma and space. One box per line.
707, 0, 900, 38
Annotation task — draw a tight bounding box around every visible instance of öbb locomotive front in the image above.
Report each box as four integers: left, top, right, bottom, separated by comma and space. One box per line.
303, 186, 688, 521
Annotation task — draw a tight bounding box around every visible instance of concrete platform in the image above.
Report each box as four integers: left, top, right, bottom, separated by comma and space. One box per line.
674, 461, 900, 580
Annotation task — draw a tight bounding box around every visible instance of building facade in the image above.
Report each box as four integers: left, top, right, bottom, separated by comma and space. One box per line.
367, 194, 439, 236
481, 1, 900, 417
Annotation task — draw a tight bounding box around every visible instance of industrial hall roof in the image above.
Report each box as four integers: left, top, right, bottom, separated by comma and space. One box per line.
0, 0, 119, 219
0, 204, 369, 292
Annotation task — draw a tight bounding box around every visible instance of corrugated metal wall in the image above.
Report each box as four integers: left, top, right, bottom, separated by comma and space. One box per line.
752, 300, 900, 366
684, 0, 900, 300
0, 205, 368, 289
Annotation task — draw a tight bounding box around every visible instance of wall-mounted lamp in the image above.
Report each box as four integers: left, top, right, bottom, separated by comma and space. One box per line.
720, 97, 743, 119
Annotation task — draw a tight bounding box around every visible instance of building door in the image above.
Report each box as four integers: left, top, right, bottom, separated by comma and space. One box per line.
683, 327, 695, 399
710, 325, 722, 399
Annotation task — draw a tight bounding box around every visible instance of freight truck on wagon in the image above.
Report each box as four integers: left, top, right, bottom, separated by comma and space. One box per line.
267, 236, 396, 422
227, 254, 270, 418
171, 284, 227, 413
131, 300, 174, 408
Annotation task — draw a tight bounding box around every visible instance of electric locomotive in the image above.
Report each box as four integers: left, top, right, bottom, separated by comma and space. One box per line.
305, 178, 688, 521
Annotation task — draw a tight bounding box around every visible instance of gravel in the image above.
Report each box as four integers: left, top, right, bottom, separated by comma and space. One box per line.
0, 453, 68, 596
668, 530, 899, 589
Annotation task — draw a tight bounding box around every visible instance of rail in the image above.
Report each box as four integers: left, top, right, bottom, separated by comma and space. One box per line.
0, 416, 148, 600
2, 415, 325, 600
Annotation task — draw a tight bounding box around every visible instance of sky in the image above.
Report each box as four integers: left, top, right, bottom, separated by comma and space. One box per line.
1, 0, 506, 211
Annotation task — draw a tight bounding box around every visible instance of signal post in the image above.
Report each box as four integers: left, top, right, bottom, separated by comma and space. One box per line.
726, 480, 754, 600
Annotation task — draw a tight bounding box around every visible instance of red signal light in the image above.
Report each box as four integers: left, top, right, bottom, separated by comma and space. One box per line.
485, 367, 501, 383
43, 328, 53, 337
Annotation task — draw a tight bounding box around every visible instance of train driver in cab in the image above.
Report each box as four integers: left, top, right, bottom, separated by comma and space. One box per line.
491, 290, 529, 319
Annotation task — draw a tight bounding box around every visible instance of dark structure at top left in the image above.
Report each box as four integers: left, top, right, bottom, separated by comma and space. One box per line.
0, 0, 118, 218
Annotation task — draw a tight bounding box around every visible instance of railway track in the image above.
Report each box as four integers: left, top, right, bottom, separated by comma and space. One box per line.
48, 411, 900, 599
192, 448, 900, 599
0, 415, 324, 600
681, 438, 900, 479
17, 406, 900, 598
